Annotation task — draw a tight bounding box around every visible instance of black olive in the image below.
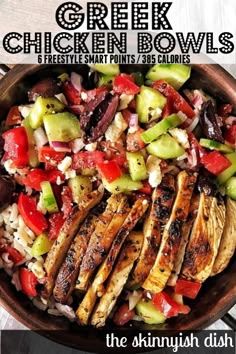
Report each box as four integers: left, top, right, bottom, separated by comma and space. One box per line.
28, 78, 61, 102
0, 174, 15, 212
85, 70, 99, 90
200, 100, 224, 143
197, 173, 217, 196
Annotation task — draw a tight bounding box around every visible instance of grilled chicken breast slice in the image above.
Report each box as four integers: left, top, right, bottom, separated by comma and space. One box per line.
211, 197, 236, 276
142, 171, 197, 293
91, 232, 143, 328
130, 175, 175, 287
76, 194, 129, 291
42, 188, 104, 298
181, 194, 226, 282
76, 197, 149, 325
53, 202, 106, 303
168, 194, 200, 286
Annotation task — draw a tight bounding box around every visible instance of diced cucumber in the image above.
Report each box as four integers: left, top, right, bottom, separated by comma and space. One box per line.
141, 114, 183, 143
98, 74, 114, 87
29, 97, 65, 129
146, 64, 191, 90
102, 175, 143, 194
80, 168, 96, 176
147, 134, 185, 160
126, 152, 147, 182
31, 233, 52, 257
137, 86, 167, 123
225, 177, 236, 200
200, 139, 233, 153
217, 153, 236, 185
22, 117, 39, 167
136, 300, 166, 325
41, 181, 59, 213
68, 175, 92, 203
43, 112, 81, 142
94, 64, 120, 76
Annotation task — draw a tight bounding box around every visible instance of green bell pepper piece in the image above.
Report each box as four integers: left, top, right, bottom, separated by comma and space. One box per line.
137, 86, 167, 123
217, 153, 236, 185
29, 97, 65, 129
141, 114, 183, 144
102, 175, 142, 194
43, 112, 81, 142
41, 181, 59, 213
146, 64, 191, 90
31, 233, 52, 257
199, 138, 233, 153
126, 152, 147, 181
147, 134, 185, 160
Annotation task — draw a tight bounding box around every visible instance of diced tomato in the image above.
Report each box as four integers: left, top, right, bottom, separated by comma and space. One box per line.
218, 103, 233, 118
5, 106, 22, 126
51, 184, 63, 209
22, 169, 48, 191
113, 303, 135, 326
48, 170, 65, 184
61, 186, 73, 217
18, 193, 48, 235
139, 180, 152, 195
5, 245, 23, 264
127, 128, 146, 152
201, 151, 232, 175
113, 75, 140, 95
120, 73, 135, 82
48, 212, 65, 240
19, 268, 38, 297
38, 146, 66, 166
162, 97, 173, 118
224, 125, 236, 145
63, 81, 81, 105
72, 151, 105, 170
82, 86, 108, 103
153, 80, 195, 118
153, 292, 190, 318
175, 278, 202, 299
2, 126, 29, 167
97, 160, 122, 183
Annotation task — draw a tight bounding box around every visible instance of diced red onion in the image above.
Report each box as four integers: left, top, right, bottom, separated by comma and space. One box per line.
51, 141, 71, 152
69, 138, 85, 153
128, 290, 143, 311
129, 113, 139, 129
33, 127, 48, 148
191, 95, 204, 110
225, 116, 236, 126
54, 93, 68, 106
186, 115, 200, 133
68, 105, 84, 115
71, 72, 83, 92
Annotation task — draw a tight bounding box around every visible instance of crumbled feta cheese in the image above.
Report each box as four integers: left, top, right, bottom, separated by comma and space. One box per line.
4, 160, 17, 175
81, 92, 88, 101
18, 104, 33, 118
54, 93, 68, 106
56, 176, 63, 185
169, 128, 190, 149
85, 142, 97, 152
105, 112, 128, 142
118, 94, 134, 110
58, 156, 72, 173
65, 169, 76, 179
146, 156, 162, 188
149, 107, 162, 121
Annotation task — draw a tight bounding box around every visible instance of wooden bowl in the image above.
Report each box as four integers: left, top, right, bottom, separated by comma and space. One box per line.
0, 64, 236, 353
